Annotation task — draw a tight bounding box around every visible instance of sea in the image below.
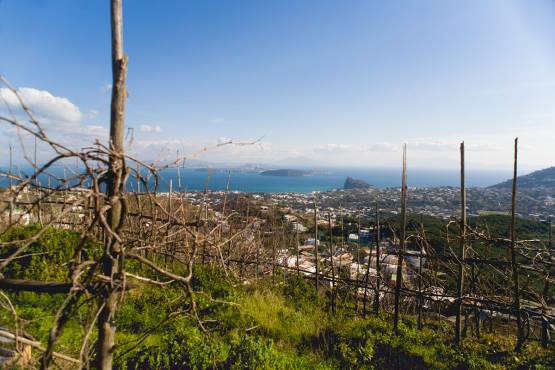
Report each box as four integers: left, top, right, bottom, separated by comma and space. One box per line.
137, 167, 511, 193
0, 166, 511, 193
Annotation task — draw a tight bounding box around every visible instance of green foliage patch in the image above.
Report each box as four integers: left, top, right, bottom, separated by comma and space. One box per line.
0, 227, 553, 369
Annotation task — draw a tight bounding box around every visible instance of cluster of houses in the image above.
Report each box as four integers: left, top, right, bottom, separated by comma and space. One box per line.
273, 232, 428, 295
282, 214, 308, 232
272, 209, 427, 295
0, 185, 89, 228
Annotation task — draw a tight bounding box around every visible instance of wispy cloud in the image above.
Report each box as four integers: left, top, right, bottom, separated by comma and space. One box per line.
314, 143, 354, 153
408, 138, 457, 151
125, 137, 271, 164
368, 142, 398, 152
365, 139, 500, 153
139, 124, 161, 133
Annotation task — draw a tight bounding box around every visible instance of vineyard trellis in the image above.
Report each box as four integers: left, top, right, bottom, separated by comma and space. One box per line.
0, 1, 553, 368
1, 130, 552, 364
0, 119, 553, 367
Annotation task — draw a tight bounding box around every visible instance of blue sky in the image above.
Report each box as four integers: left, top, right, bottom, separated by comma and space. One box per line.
1, 0, 555, 171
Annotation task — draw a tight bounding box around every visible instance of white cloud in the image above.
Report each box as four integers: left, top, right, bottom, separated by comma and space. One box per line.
55, 123, 108, 138
368, 142, 398, 152
0, 86, 110, 162
139, 124, 161, 133
86, 109, 99, 120
365, 139, 500, 153
465, 142, 502, 152
0, 87, 83, 123
408, 138, 457, 151
125, 137, 272, 165
314, 143, 353, 153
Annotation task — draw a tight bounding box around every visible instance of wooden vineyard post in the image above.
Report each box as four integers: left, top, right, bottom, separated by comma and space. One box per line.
510, 138, 524, 352
296, 226, 300, 276
97, 0, 128, 367
328, 213, 336, 313
8, 143, 13, 225
272, 207, 276, 277
256, 230, 260, 282
541, 216, 552, 348
362, 213, 370, 316
314, 197, 319, 290
417, 214, 424, 330
373, 201, 381, 315
471, 252, 480, 338
393, 145, 407, 335
455, 142, 467, 344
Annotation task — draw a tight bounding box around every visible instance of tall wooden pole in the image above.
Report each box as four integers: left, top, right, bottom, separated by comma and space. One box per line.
393, 144, 407, 335
355, 212, 361, 313
272, 207, 276, 276
176, 150, 181, 192
8, 143, 13, 225
97, 0, 127, 368
296, 225, 300, 276
35, 136, 43, 226
136, 164, 141, 193
455, 142, 467, 344
417, 214, 424, 330
361, 213, 369, 315
167, 179, 173, 265
328, 212, 336, 313
62, 168, 67, 213
510, 138, 524, 352
340, 205, 345, 251
168, 179, 173, 215
373, 201, 381, 315
255, 230, 260, 281
471, 257, 479, 337
314, 197, 319, 290
541, 217, 552, 348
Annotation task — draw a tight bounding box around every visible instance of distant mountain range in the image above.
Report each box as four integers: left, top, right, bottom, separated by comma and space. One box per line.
490, 166, 555, 188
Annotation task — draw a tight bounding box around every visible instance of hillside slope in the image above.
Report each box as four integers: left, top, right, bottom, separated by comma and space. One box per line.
490, 166, 555, 188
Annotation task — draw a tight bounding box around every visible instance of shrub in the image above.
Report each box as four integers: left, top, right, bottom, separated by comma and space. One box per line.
0, 225, 98, 281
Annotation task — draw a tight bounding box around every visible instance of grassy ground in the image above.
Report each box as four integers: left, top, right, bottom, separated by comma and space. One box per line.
1, 226, 554, 369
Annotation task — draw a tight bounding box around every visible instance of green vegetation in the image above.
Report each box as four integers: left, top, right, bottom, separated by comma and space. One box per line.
1, 227, 554, 369
381, 213, 550, 254
470, 214, 550, 239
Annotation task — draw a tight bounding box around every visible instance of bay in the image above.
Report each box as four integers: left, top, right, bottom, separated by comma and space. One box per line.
151, 167, 511, 193
0, 166, 512, 193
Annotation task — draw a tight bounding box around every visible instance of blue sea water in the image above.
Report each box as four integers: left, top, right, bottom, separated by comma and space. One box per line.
149, 167, 511, 193
0, 166, 511, 193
